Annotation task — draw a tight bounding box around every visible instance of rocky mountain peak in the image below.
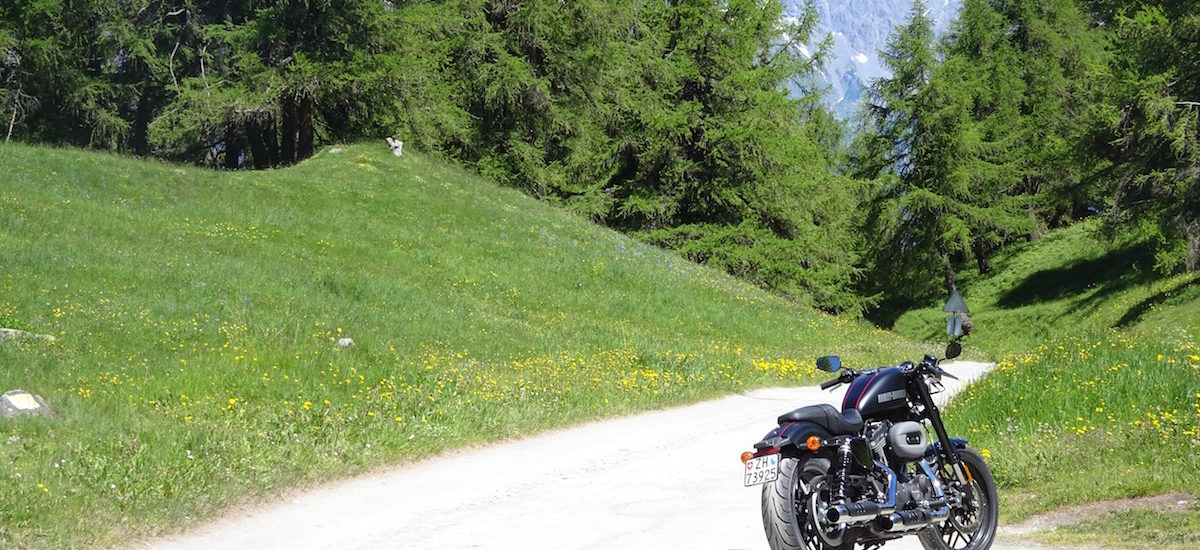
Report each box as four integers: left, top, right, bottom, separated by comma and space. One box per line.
783, 0, 961, 119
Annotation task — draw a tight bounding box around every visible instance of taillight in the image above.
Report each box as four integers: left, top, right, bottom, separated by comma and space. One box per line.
753, 447, 779, 459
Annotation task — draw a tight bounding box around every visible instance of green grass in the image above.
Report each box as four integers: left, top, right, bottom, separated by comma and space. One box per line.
947, 330, 1199, 519
0, 142, 923, 548
892, 220, 1200, 521
1036, 506, 1200, 549
894, 219, 1200, 352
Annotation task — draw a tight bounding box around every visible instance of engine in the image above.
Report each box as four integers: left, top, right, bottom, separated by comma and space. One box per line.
894, 466, 937, 512
887, 421, 927, 461
884, 421, 943, 530
821, 420, 948, 539
864, 420, 929, 464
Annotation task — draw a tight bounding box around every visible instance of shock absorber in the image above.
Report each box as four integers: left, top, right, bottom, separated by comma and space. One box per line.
832, 440, 854, 503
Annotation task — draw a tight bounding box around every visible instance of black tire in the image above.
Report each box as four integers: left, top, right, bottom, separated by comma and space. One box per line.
918, 447, 999, 550
761, 457, 852, 550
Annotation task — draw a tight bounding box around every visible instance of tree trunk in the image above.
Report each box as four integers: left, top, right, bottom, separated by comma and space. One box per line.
296, 94, 315, 160
5, 106, 16, 143
245, 118, 269, 169
223, 133, 242, 170
973, 240, 991, 275
1185, 219, 1200, 272
263, 116, 280, 166
132, 76, 152, 156
280, 96, 298, 165
942, 252, 958, 294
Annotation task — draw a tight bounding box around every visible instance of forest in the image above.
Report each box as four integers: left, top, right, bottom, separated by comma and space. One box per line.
2, 0, 1197, 322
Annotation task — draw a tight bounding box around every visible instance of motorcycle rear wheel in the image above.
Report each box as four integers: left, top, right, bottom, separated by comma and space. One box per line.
918, 447, 999, 550
761, 456, 852, 550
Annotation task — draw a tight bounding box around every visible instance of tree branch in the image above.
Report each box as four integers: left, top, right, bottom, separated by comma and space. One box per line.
200, 44, 211, 96
168, 40, 180, 91
6, 106, 16, 143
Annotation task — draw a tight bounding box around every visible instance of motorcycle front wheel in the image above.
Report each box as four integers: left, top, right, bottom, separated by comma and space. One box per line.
761, 456, 852, 550
919, 447, 999, 550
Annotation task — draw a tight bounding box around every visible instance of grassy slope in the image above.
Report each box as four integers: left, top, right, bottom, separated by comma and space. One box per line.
0, 143, 923, 548
893, 220, 1200, 521
1037, 505, 1200, 549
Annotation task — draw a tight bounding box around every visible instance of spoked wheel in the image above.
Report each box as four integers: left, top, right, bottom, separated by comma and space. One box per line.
919, 448, 999, 550
762, 457, 850, 550
806, 476, 849, 549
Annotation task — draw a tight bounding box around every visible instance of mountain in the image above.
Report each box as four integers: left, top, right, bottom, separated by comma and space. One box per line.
783, 0, 961, 119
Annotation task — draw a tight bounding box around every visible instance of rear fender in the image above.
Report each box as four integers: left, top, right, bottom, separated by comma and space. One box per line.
753, 421, 834, 455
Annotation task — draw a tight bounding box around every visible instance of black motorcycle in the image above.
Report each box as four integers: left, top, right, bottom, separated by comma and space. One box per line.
742, 295, 998, 550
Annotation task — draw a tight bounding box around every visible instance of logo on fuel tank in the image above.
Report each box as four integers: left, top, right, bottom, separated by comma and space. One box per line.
878, 389, 906, 404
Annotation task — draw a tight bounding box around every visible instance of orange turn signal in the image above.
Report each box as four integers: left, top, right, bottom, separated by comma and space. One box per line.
741, 451, 754, 464
806, 436, 821, 451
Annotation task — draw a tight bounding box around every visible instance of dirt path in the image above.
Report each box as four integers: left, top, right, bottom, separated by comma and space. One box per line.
137, 361, 1039, 550
1005, 492, 1195, 536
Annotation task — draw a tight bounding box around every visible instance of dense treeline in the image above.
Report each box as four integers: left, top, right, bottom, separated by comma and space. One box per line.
0, 0, 866, 312
1, 0, 1197, 319
850, 0, 1199, 323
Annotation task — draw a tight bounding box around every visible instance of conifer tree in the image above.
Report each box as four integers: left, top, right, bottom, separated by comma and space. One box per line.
856, 0, 1035, 320
1099, 2, 1200, 271
620, 0, 864, 311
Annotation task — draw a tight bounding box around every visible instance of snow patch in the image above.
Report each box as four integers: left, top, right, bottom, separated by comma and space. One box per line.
852, 53, 868, 64
798, 44, 812, 59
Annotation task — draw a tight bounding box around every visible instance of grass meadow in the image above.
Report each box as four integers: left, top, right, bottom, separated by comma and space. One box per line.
1036, 504, 1200, 549
0, 143, 924, 548
894, 221, 1200, 521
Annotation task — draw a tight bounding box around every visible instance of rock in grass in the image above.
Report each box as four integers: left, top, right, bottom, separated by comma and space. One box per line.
0, 328, 55, 343
1, 390, 50, 418
336, 337, 355, 349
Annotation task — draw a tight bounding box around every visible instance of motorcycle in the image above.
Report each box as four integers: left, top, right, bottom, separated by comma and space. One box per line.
742, 294, 998, 550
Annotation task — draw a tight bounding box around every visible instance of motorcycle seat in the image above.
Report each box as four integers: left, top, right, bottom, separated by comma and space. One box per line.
777, 404, 864, 435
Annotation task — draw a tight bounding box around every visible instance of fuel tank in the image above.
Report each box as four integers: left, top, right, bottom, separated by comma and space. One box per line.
841, 367, 908, 420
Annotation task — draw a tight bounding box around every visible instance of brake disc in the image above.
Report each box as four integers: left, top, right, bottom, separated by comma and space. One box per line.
807, 477, 847, 547
948, 481, 982, 533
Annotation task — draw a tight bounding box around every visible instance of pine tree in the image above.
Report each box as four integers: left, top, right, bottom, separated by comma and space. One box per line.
855, 0, 1037, 321
1099, 2, 1200, 271
617, 0, 865, 311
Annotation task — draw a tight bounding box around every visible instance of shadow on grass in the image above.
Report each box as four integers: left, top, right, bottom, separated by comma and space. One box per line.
997, 243, 1157, 310
1114, 274, 1200, 328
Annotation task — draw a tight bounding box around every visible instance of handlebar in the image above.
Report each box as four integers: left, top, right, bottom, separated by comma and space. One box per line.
820, 368, 860, 390
818, 355, 959, 391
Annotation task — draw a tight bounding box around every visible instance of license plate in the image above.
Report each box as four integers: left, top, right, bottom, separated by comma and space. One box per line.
744, 454, 780, 486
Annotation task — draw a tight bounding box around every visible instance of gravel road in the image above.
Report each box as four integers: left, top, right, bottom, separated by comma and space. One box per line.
141, 360, 1038, 550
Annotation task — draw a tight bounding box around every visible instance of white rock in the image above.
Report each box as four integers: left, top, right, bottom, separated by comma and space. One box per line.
336, 338, 355, 349
1, 389, 50, 418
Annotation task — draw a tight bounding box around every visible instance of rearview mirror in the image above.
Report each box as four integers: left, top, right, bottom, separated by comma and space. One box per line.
816, 356, 842, 373
945, 341, 962, 360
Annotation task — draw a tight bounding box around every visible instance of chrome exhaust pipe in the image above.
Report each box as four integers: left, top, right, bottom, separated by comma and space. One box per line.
826, 462, 897, 525
827, 501, 891, 524
886, 504, 950, 532
882, 458, 952, 532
